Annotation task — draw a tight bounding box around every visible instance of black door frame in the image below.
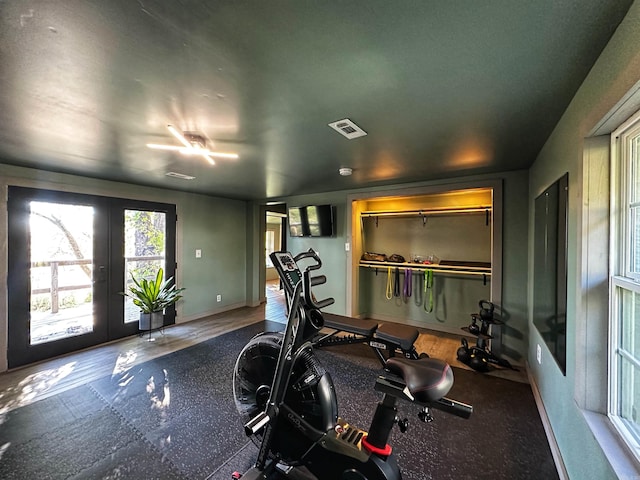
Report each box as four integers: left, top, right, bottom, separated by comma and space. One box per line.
7, 187, 177, 368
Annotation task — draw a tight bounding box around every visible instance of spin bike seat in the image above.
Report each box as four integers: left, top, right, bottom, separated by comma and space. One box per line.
385, 357, 453, 403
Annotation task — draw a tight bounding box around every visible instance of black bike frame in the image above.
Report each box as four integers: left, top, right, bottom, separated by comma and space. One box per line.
252, 279, 308, 469
244, 249, 472, 478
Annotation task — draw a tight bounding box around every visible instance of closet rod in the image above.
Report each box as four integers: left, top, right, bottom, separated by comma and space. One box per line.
360, 206, 491, 218
359, 261, 491, 276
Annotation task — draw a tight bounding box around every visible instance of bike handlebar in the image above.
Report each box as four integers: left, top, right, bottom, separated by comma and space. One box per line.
294, 248, 322, 267
310, 275, 327, 286
291, 249, 335, 310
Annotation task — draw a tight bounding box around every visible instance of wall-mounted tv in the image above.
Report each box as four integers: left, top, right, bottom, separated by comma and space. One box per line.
288, 204, 335, 237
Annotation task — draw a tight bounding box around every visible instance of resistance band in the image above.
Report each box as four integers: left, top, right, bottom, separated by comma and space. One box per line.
424, 269, 434, 312
414, 272, 423, 306
403, 268, 412, 300
394, 267, 400, 297
385, 267, 393, 300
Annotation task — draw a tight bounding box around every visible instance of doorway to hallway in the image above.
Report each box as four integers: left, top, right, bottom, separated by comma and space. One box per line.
262, 208, 287, 316
265, 279, 286, 320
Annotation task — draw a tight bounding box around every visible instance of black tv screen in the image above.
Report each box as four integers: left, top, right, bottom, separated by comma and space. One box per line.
288, 205, 335, 237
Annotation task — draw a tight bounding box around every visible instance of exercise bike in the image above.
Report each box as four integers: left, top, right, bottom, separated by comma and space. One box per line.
233, 249, 472, 479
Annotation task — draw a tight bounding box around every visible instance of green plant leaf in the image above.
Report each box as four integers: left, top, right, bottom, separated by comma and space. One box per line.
119, 267, 185, 314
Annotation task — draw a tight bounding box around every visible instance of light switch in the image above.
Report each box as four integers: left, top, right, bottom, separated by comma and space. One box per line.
195, 249, 202, 258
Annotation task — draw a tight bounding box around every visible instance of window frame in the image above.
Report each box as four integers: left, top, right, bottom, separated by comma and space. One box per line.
609, 110, 640, 463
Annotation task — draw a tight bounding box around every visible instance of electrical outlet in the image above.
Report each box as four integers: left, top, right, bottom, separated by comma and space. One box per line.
536, 344, 542, 364
216, 294, 221, 302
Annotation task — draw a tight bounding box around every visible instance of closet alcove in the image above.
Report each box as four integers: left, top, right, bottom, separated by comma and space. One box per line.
347, 181, 503, 345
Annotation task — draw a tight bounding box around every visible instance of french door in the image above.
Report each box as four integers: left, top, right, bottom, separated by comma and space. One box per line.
7, 187, 177, 368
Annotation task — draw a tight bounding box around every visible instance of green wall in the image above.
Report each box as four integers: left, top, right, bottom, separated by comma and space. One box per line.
281, 191, 349, 316
528, 1, 640, 478
176, 192, 248, 319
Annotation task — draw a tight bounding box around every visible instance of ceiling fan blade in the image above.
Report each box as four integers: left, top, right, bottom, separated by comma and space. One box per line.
147, 143, 182, 151
202, 153, 215, 165
167, 124, 192, 149
205, 151, 239, 159
178, 147, 238, 159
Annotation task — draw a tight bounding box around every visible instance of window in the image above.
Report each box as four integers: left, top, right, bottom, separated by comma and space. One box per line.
610, 111, 640, 462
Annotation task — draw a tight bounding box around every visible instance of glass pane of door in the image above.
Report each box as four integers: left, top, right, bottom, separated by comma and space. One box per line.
123, 210, 166, 323
29, 201, 94, 345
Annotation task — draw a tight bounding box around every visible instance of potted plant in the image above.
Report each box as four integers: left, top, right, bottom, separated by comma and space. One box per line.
122, 268, 185, 331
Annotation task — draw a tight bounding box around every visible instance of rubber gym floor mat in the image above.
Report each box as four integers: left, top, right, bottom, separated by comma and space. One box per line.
0, 322, 266, 480
205, 441, 258, 480
0, 386, 186, 479
0, 322, 558, 480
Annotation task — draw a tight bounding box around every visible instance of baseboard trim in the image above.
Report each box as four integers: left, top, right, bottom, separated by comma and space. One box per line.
177, 302, 248, 324
527, 364, 569, 480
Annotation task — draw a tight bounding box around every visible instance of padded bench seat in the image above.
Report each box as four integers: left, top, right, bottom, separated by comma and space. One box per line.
320, 313, 421, 360
374, 323, 419, 352
322, 313, 378, 337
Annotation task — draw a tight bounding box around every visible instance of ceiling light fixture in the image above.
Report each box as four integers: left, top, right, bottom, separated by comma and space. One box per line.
339, 167, 353, 176
147, 124, 239, 165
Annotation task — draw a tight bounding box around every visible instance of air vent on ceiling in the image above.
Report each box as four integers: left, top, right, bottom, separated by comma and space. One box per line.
328, 118, 367, 139
165, 172, 195, 180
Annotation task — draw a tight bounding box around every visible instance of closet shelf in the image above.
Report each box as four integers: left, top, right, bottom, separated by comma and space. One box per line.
359, 260, 491, 277
360, 205, 491, 218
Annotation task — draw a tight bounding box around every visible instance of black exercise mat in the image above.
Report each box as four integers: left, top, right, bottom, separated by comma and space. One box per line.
0, 323, 557, 480
313, 344, 558, 480
0, 322, 265, 480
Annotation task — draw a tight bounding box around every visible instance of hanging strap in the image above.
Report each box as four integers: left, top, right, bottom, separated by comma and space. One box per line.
403, 268, 412, 300
414, 271, 423, 306
385, 267, 393, 300
424, 269, 434, 312
394, 267, 401, 297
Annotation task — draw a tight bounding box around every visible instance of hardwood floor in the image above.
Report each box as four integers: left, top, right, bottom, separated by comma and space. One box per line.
0, 279, 525, 419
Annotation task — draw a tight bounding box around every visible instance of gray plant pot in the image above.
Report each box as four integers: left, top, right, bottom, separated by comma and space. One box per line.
139, 311, 164, 331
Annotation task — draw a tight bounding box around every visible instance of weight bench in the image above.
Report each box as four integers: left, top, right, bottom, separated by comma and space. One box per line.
313, 313, 425, 366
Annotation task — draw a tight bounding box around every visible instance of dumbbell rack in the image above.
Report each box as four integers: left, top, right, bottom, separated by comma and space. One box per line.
461, 314, 503, 357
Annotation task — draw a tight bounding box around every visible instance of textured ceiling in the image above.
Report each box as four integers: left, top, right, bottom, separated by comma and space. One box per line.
0, 1, 633, 200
